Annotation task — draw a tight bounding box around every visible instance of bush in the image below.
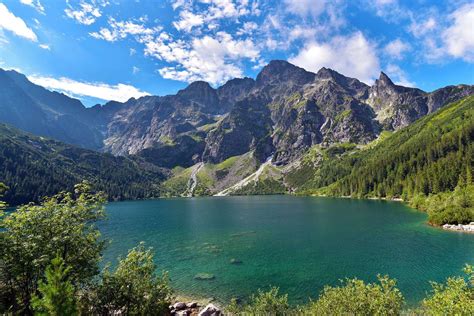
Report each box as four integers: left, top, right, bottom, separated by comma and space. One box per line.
227, 287, 290, 315
307, 275, 404, 315
419, 265, 474, 315
0, 181, 106, 314
86, 243, 173, 315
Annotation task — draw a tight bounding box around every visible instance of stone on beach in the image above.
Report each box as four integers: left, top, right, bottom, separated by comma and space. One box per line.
442, 222, 474, 232
198, 303, 222, 316
173, 302, 187, 310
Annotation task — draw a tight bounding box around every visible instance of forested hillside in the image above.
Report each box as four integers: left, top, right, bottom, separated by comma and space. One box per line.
290, 96, 474, 224
0, 124, 165, 205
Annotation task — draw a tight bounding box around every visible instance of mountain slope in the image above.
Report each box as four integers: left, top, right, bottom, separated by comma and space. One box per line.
0, 69, 111, 149
0, 124, 165, 205
295, 96, 473, 198
284, 96, 474, 224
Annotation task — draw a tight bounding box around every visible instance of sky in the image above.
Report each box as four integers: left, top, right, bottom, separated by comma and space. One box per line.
0, 0, 473, 106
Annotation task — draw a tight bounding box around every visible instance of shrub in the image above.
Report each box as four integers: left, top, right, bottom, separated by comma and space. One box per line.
227, 287, 290, 315
87, 243, 173, 315
307, 275, 404, 315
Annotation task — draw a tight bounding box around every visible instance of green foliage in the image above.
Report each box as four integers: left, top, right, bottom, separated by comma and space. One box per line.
31, 256, 78, 316
233, 178, 286, 195
411, 183, 474, 225
87, 243, 173, 315
307, 275, 404, 315
227, 287, 290, 315
0, 182, 7, 217
419, 264, 474, 315
0, 123, 164, 205
0, 181, 106, 313
160, 166, 193, 197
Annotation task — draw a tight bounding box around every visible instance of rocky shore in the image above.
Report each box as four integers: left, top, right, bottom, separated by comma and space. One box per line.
169, 301, 222, 315
442, 222, 474, 233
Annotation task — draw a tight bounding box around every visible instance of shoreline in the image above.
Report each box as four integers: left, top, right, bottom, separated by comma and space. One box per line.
441, 222, 474, 233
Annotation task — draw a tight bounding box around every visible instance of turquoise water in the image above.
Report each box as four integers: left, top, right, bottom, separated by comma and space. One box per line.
99, 196, 474, 306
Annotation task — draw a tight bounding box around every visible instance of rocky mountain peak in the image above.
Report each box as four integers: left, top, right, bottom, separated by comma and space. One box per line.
314, 67, 369, 98
256, 60, 315, 87
376, 72, 395, 87
316, 67, 341, 80
178, 81, 215, 96
177, 80, 219, 109
217, 77, 256, 112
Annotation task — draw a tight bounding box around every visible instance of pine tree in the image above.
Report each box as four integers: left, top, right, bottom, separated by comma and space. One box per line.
31, 256, 78, 316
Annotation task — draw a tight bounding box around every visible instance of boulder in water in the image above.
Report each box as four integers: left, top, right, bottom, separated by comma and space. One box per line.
194, 273, 215, 280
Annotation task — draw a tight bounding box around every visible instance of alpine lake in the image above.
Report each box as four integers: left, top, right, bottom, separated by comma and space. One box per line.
99, 195, 474, 306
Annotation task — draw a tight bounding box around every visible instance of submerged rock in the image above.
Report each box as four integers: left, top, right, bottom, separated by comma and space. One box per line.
194, 273, 215, 280
230, 258, 243, 264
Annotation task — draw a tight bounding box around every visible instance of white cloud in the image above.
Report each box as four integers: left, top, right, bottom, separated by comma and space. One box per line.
236, 21, 258, 36
145, 31, 260, 85
19, 0, 45, 14
384, 39, 410, 60
132, 66, 140, 74
65, 0, 108, 25
28, 75, 150, 102
289, 32, 380, 83
39, 43, 50, 50
284, 0, 327, 18
385, 64, 415, 87
0, 30, 9, 45
172, 0, 255, 32
0, 3, 38, 41
408, 17, 436, 37
172, 10, 204, 32
441, 4, 474, 62
90, 17, 161, 42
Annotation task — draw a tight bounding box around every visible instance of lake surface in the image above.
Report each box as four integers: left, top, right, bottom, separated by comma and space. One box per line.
99, 196, 474, 306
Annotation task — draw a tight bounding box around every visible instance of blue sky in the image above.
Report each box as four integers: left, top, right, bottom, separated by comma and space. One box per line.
0, 0, 473, 106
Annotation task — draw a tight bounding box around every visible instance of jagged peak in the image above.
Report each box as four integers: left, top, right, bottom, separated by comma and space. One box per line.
377, 72, 395, 86
316, 67, 341, 78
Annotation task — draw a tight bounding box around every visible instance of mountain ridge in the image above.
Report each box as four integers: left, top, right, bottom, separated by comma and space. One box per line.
0, 62, 472, 169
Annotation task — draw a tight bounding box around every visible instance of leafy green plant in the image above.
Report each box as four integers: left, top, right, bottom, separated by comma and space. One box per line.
0, 181, 106, 314
307, 275, 404, 315
227, 287, 290, 315
89, 243, 173, 315
419, 264, 474, 315
32, 256, 78, 316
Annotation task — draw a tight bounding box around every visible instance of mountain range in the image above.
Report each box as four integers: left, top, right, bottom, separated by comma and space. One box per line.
0, 60, 472, 204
